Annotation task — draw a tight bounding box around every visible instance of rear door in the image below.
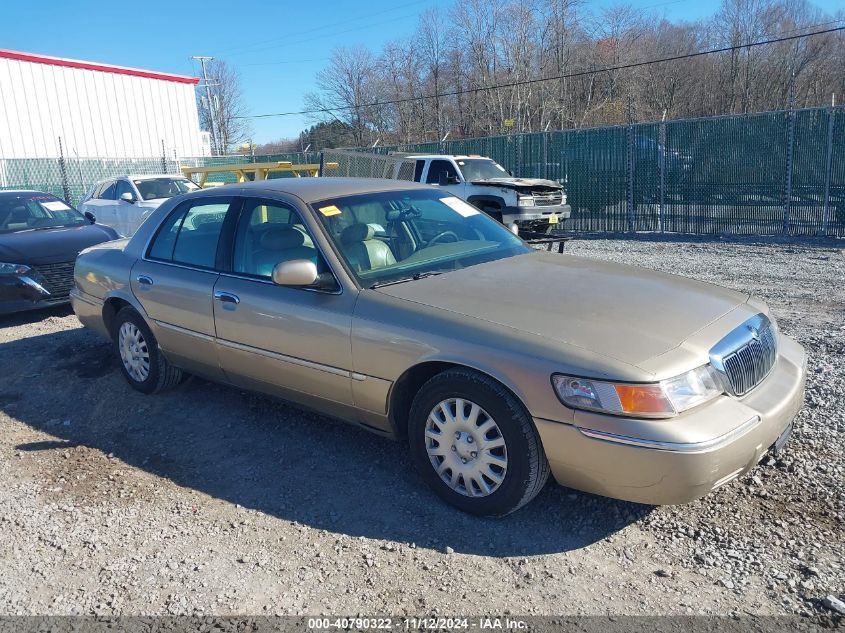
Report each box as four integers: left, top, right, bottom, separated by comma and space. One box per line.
87, 180, 119, 231
131, 196, 237, 380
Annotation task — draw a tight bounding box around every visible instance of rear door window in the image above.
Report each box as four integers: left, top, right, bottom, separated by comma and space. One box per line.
98, 181, 117, 200
148, 198, 233, 269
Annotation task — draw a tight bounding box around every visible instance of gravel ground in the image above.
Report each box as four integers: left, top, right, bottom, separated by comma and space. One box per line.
0, 235, 843, 617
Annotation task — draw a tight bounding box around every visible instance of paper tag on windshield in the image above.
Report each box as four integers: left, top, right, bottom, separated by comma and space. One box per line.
441, 197, 479, 217
318, 205, 341, 217
42, 200, 72, 212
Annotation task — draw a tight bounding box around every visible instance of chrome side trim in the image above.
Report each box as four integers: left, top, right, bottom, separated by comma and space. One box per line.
576, 414, 762, 453
154, 321, 215, 342
216, 337, 350, 378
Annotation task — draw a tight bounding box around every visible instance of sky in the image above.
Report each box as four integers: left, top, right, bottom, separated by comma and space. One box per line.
1, 0, 841, 144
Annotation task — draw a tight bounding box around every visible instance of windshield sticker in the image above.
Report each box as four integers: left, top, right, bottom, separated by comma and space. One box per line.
319, 204, 342, 217
441, 196, 479, 217
42, 200, 72, 212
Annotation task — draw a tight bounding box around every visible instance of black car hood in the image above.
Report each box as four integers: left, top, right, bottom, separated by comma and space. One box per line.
470, 177, 562, 191
0, 223, 118, 266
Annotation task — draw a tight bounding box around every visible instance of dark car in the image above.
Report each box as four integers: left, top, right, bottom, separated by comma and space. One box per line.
0, 190, 119, 315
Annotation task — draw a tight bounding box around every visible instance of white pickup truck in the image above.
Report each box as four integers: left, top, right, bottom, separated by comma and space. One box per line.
397, 154, 571, 234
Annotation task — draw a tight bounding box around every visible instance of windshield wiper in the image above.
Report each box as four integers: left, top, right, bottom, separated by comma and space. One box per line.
369, 271, 443, 289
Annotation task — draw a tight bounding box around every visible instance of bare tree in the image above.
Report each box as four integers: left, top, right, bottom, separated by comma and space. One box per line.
198, 60, 251, 154
301, 0, 843, 141
304, 47, 380, 146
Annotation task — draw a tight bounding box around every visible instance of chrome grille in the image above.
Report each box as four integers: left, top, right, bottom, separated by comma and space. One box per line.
710, 315, 777, 396
33, 261, 75, 301
531, 190, 563, 206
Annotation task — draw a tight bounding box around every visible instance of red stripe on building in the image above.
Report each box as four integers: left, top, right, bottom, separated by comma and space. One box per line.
0, 49, 200, 85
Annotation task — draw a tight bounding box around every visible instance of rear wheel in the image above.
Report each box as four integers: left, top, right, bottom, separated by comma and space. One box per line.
408, 368, 550, 516
111, 306, 186, 394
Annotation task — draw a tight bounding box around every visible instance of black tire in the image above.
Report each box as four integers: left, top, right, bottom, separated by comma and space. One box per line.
408, 368, 550, 516
111, 306, 185, 394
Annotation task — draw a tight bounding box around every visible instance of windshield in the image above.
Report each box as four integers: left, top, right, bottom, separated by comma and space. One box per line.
456, 159, 509, 182
0, 193, 88, 233
312, 189, 529, 286
134, 178, 199, 201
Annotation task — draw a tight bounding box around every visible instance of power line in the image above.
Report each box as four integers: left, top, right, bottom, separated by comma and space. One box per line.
214, 0, 435, 58
235, 25, 845, 120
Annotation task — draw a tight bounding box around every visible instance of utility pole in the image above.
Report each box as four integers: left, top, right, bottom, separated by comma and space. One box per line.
192, 56, 219, 156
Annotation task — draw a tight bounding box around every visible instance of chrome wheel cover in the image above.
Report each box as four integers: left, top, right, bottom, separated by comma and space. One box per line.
118, 322, 151, 382
424, 398, 508, 498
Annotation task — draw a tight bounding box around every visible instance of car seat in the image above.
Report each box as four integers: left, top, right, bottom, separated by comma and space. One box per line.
252, 227, 317, 277
340, 224, 396, 272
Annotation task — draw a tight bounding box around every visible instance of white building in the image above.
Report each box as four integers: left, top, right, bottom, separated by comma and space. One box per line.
0, 48, 206, 159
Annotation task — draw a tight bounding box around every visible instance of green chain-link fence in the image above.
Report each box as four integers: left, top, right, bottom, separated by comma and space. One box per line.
371, 106, 845, 237
2, 106, 842, 236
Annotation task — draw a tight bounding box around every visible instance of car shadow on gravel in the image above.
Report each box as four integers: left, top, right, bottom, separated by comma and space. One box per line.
2, 328, 652, 556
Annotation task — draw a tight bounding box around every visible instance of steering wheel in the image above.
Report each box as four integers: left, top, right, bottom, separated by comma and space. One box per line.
425, 230, 460, 247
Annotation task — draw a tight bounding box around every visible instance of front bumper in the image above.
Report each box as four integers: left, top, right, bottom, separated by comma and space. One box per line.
502, 204, 571, 225
534, 334, 807, 505
0, 274, 67, 315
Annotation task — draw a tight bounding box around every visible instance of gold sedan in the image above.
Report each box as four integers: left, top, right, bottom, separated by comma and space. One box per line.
71, 179, 806, 516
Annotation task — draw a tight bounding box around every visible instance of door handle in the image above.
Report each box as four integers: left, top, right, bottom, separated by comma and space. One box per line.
136, 275, 154, 286
214, 291, 240, 305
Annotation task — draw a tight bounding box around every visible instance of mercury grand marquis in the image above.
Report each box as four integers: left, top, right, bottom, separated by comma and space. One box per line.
71, 178, 806, 516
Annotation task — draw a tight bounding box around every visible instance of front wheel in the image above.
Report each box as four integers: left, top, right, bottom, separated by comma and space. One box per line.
111, 306, 186, 394
408, 368, 550, 516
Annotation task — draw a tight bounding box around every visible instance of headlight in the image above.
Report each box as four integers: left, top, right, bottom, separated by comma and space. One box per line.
0, 262, 31, 275
552, 365, 723, 418
517, 196, 535, 207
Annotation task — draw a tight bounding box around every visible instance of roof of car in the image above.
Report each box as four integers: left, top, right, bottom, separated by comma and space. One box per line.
404, 155, 492, 160
203, 177, 431, 203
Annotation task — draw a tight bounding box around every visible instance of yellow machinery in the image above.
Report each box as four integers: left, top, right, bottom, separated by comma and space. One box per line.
181, 161, 337, 188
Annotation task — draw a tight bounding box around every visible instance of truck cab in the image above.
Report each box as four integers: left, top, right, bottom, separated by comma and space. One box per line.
403, 154, 571, 234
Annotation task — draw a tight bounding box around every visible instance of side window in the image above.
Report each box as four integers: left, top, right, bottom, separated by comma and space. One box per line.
233, 200, 318, 279
99, 181, 117, 200
116, 180, 135, 201
425, 160, 458, 184
414, 160, 425, 182
148, 199, 231, 269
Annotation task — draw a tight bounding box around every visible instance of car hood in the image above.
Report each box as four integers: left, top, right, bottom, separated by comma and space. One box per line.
374, 251, 749, 368
0, 223, 119, 266
470, 177, 562, 190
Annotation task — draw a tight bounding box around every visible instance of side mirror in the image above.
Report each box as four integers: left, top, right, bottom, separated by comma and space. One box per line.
120, 192, 136, 203
438, 172, 460, 186
83, 211, 96, 224
271, 259, 319, 287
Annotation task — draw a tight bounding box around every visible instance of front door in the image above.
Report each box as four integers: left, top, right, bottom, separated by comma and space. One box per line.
114, 180, 145, 237
130, 196, 235, 380
212, 197, 357, 418
424, 159, 465, 198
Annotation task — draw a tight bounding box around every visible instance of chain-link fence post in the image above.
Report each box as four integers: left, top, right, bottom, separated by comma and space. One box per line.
821, 106, 835, 236
658, 120, 666, 233
57, 137, 71, 204
626, 123, 635, 232
783, 107, 796, 235
160, 140, 167, 173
